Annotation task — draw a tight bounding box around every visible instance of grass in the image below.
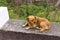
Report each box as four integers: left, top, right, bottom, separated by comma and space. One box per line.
7, 4, 60, 22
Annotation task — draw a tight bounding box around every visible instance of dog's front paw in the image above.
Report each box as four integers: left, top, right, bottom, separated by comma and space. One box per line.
25, 27, 30, 30
36, 27, 40, 29
22, 25, 26, 27
39, 28, 45, 32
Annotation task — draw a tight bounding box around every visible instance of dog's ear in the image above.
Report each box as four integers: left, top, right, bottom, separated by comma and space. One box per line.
26, 17, 29, 21
34, 16, 36, 20
35, 16, 36, 19
34, 16, 37, 22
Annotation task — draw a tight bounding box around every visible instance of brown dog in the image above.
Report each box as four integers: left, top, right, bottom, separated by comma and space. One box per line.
22, 16, 37, 29
23, 15, 50, 32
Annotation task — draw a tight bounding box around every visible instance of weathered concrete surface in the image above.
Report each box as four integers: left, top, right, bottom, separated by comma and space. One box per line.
0, 19, 60, 40
1, 19, 60, 37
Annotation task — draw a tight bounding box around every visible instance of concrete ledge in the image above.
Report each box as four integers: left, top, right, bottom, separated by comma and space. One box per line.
0, 19, 60, 40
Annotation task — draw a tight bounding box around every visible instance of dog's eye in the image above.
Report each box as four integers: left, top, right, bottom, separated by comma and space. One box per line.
33, 21, 36, 23
31, 20, 34, 21
34, 22, 36, 23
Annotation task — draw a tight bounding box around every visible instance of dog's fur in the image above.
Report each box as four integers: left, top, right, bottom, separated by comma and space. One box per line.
23, 15, 50, 32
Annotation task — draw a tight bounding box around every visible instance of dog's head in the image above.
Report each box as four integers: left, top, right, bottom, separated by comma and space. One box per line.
26, 15, 37, 27
27, 15, 36, 23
